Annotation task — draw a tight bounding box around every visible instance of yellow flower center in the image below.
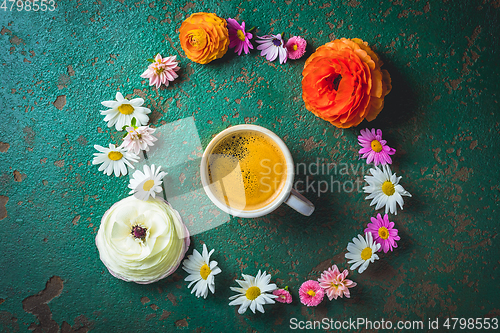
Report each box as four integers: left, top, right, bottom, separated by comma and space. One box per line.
236, 29, 246, 41
382, 181, 395, 196
188, 29, 207, 49
200, 264, 211, 280
361, 247, 372, 260
293, 44, 298, 51
378, 227, 389, 240
142, 180, 155, 191
371, 140, 383, 152
246, 286, 261, 300
107, 151, 123, 161
330, 282, 339, 289
118, 104, 134, 115
306, 290, 316, 297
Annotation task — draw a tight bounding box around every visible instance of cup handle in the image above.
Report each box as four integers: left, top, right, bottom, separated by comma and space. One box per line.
284, 188, 315, 216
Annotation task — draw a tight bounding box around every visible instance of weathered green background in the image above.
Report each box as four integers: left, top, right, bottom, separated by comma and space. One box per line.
1, 0, 499, 332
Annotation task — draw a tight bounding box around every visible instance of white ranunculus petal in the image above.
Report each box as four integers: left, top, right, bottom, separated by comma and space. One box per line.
110, 219, 133, 241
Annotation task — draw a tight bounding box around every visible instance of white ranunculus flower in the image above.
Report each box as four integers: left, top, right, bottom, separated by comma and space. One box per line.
96, 196, 190, 284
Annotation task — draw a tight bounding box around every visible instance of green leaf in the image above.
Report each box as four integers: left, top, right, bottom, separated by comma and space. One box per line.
123, 132, 128, 138
147, 58, 154, 63
131, 117, 136, 127
121, 125, 127, 131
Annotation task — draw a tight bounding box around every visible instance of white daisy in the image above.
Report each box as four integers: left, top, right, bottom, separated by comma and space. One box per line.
363, 164, 412, 215
182, 244, 222, 299
229, 270, 277, 314
92, 144, 139, 177
345, 233, 381, 274
128, 164, 167, 201
100, 92, 151, 131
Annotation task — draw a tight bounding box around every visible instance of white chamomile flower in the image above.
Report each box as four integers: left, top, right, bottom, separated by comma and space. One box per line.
363, 164, 412, 215
182, 244, 222, 299
92, 144, 139, 177
229, 270, 277, 314
345, 232, 381, 274
128, 164, 167, 201
100, 92, 151, 131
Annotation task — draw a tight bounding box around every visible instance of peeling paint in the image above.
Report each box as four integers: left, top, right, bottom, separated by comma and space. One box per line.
0, 142, 9, 153
53, 95, 67, 110
0, 196, 8, 220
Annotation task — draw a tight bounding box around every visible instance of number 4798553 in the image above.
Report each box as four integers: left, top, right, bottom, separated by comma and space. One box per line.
443, 318, 498, 330
1, 0, 56, 11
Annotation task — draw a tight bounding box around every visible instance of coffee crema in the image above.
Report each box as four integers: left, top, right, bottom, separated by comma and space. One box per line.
207, 130, 287, 211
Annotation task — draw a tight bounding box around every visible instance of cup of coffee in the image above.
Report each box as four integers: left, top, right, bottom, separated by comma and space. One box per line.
200, 124, 314, 218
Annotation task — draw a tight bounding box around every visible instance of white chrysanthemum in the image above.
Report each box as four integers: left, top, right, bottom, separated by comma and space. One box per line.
363, 164, 412, 215
92, 144, 139, 177
182, 244, 222, 299
128, 164, 167, 201
229, 270, 277, 314
100, 92, 151, 131
345, 233, 381, 274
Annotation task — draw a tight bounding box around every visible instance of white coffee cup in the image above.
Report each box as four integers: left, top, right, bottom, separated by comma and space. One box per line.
200, 124, 314, 218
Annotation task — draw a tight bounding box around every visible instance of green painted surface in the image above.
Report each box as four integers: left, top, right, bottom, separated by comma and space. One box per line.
1, 0, 499, 332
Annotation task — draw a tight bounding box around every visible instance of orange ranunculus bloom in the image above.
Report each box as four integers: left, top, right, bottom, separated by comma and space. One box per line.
302, 38, 392, 128
179, 12, 229, 65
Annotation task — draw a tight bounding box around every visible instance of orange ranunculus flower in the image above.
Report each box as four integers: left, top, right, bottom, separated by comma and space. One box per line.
302, 38, 392, 128
179, 12, 229, 65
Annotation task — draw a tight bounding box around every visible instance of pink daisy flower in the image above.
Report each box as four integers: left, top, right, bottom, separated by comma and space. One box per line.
273, 288, 292, 304
318, 265, 357, 301
140, 54, 180, 89
227, 18, 253, 55
358, 128, 396, 166
256, 34, 287, 64
121, 122, 157, 155
364, 213, 400, 253
285, 36, 307, 60
298, 280, 324, 306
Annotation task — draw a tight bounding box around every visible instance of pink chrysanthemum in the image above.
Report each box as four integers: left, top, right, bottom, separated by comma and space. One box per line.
364, 213, 400, 253
140, 54, 180, 89
227, 18, 253, 55
122, 125, 157, 155
273, 288, 292, 304
285, 36, 307, 60
298, 280, 324, 306
318, 265, 357, 301
358, 128, 396, 166
256, 34, 287, 64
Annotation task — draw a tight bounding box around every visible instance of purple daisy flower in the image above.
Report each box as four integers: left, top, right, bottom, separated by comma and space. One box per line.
227, 18, 253, 55
358, 128, 396, 166
256, 34, 287, 64
364, 213, 400, 253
